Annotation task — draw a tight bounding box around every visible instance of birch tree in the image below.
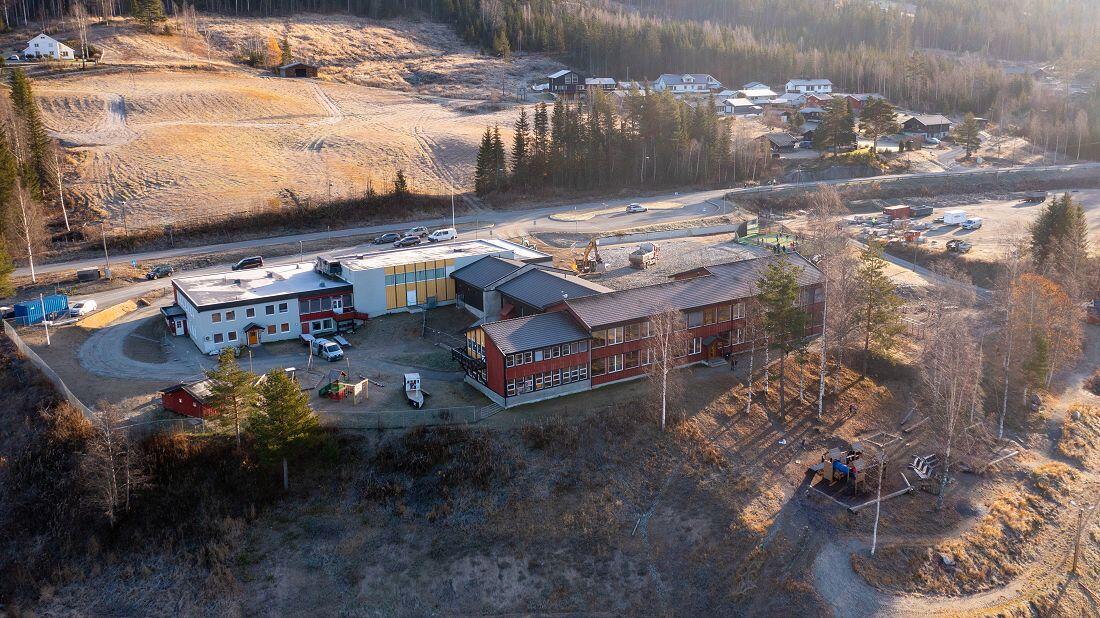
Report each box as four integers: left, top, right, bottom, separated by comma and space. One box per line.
83, 404, 143, 526
646, 308, 685, 432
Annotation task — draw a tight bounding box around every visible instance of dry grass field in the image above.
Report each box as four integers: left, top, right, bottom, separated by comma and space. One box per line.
26, 16, 554, 228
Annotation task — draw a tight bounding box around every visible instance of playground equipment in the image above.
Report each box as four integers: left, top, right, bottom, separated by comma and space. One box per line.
809, 443, 875, 494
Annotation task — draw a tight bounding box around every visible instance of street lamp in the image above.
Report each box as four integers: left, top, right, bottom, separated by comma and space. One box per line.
99, 221, 111, 278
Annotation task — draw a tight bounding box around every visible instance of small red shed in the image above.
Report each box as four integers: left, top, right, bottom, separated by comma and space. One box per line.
161, 378, 217, 418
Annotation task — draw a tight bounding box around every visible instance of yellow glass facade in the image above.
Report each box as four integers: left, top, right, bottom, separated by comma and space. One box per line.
383, 259, 457, 310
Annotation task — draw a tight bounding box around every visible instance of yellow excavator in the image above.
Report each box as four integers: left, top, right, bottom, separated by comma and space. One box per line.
572, 238, 605, 275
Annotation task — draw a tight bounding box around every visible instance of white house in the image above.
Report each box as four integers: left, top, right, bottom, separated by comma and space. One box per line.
742, 81, 770, 90
653, 73, 722, 94
23, 33, 75, 60
736, 87, 778, 104
720, 98, 763, 117
785, 78, 833, 95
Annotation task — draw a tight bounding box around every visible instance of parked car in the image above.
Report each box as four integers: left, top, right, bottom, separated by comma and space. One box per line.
372, 232, 401, 245
427, 227, 457, 242
0, 306, 13, 319
406, 226, 429, 237
69, 299, 98, 316
231, 256, 264, 271
797, 140, 814, 149
924, 137, 941, 146
146, 264, 175, 279
946, 239, 972, 253
626, 203, 647, 213
961, 217, 983, 230
311, 338, 344, 361
7, 54, 20, 61
393, 235, 421, 248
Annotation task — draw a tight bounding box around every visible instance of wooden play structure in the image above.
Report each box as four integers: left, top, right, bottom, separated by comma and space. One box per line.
810, 444, 875, 494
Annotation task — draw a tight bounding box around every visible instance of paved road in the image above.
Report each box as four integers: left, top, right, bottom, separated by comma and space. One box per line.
16, 162, 1099, 306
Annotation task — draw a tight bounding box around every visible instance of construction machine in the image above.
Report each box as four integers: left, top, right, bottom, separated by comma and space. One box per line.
572, 238, 605, 275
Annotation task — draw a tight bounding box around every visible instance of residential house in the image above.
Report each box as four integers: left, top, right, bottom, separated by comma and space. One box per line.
161, 379, 217, 418
721, 97, 763, 117
276, 62, 319, 78
547, 69, 585, 97
584, 77, 617, 95
805, 93, 838, 108
798, 106, 826, 121
842, 93, 886, 113
741, 81, 770, 90
785, 78, 834, 95
23, 33, 74, 60
902, 114, 953, 138
769, 92, 808, 107
757, 132, 798, 153
736, 87, 778, 104
652, 73, 723, 94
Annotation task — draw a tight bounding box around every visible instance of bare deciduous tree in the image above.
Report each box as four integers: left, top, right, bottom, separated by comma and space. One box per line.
646, 308, 686, 431
83, 404, 144, 526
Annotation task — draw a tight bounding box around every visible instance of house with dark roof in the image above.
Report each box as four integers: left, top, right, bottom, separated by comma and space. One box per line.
547, 69, 585, 97
757, 132, 798, 153
161, 378, 216, 418
456, 254, 825, 407
652, 73, 722, 94
902, 114, 953, 138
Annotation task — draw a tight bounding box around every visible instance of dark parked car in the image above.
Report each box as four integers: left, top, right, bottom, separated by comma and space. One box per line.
146, 264, 175, 279
373, 232, 401, 245
393, 235, 422, 248
231, 256, 264, 271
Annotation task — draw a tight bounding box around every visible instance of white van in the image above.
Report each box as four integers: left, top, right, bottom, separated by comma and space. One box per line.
427, 227, 457, 242
311, 338, 344, 361
961, 217, 983, 230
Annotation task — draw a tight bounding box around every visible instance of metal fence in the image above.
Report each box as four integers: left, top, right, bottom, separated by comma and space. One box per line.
2, 320, 95, 418
323, 403, 501, 429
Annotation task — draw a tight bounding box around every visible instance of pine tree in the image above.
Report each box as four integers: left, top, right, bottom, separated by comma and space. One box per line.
491, 28, 511, 58
757, 257, 808, 415
855, 241, 904, 378
859, 97, 900, 153
133, 0, 166, 24
250, 369, 322, 490
491, 124, 507, 191
1022, 332, 1050, 391
8, 69, 51, 195
392, 169, 409, 196
205, 349, 258, 451
280, 33, 293, 66
474, 127, 493, 195
0, 241, 14, 298
951, 112, 982, 158
531, 102, 549, 185
1029, 193, 1090, 272
511, 107, 530, 188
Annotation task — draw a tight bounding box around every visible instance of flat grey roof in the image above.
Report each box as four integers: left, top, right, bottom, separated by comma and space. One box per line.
481, 311, 591, 355
326, 239, 548, 271
174, 262, 349, 309
564, 254, 823, 329
497, 269, 611, 310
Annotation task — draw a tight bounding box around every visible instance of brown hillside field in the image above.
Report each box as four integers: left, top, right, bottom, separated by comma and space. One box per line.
28, 16, 546, 228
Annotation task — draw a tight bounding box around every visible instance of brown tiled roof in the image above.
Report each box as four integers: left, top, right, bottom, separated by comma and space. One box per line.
564, 254, 823, 329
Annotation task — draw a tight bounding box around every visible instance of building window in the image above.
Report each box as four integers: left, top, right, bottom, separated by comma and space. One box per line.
506, 355, 515, 368
507, 380, 517, 396
624, 323, 640, 342
280, 323, 290, 332
211, 312, 221, 323
278, 303, 288, 313
606, 327, 623, 345
534, 350, 544, 362
607, 354, 624, 373
266, 305, 275, 315
267, 324, 276, 335
704, 308, 717, 325
735, 328, 745, 344
687, 311, 703, 328
592, 329, 607, 347
718, 305, 731, 322
690, 337, 702, 355
213, 333, 223, 343
246, 308, 255, 318
225, 310, 235, 321
592, 357, 606, 376
624, 350, 640, 369
732, 302, 746, 319
228, 331, 238, 342
523, 351, 533, 364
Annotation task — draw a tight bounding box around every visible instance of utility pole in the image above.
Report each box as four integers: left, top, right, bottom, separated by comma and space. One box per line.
1071, 501, 1095, 575
39, 293, 51, 346
100, 222, 111, 277
817, 273, 828, 420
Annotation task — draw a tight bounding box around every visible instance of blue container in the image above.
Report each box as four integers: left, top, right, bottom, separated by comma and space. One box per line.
13, 294, 69, 326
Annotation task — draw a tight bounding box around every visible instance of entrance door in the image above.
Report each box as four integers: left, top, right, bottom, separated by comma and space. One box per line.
406, 289, 418, 307
706, 341, 719, 360
174, 319, 185, 336
332, 297, 343, 312
247, 330, 259, 346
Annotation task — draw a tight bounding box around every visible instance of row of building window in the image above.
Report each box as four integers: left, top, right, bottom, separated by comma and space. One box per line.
299, 294, 353, 315
212, 322, 291, 344
590, 303, 748, 348
385, 268, 447, 286
506, 364, 589, 396
505, 341, 589, 367
211, 302, 289, 323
